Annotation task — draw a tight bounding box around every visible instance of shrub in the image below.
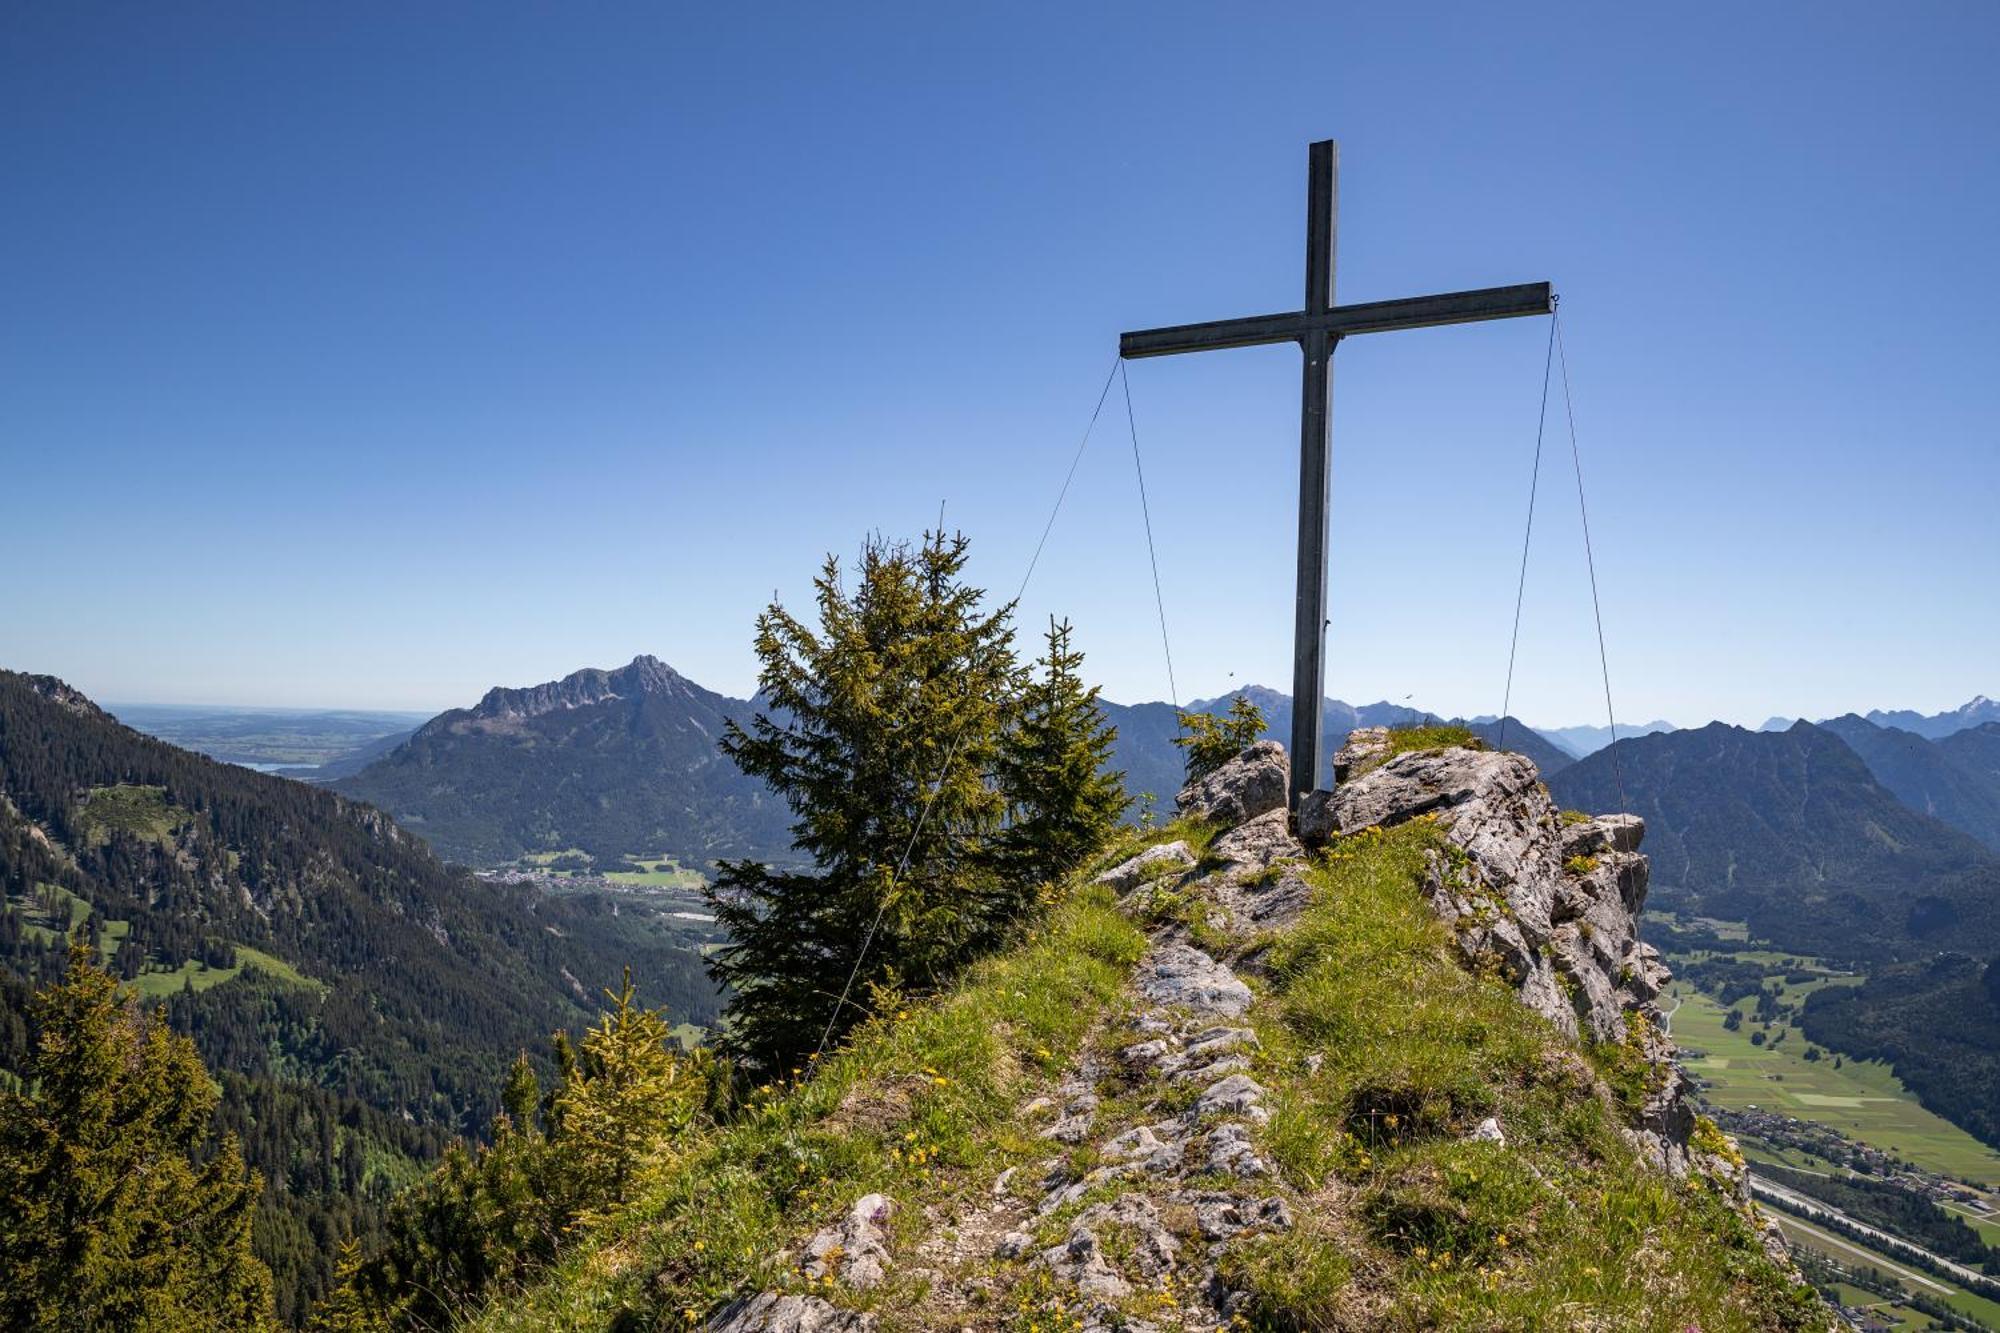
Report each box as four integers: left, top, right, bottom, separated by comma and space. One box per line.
1174, 693, 1266, 782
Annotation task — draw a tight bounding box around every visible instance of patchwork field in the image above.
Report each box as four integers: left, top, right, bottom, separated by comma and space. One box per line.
603, 854, 708, 890
1671, 980, 2000, 1187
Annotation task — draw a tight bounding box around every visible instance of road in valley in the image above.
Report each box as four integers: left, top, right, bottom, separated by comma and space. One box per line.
1750, 1172, 1993, 1291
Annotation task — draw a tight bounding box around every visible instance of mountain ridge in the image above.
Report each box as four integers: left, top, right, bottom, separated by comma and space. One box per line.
0, 668, 725, 1319
334, 655, 792, 867
1547, 720, 2000, 962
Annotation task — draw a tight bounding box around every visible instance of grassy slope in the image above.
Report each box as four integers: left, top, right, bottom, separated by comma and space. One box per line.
470, 820, 1822, 1332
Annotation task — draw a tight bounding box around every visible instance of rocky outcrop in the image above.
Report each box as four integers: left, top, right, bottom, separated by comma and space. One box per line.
461, 654, 697, 727
1093, 840, 1195, 892
1300, 731, 1713, 1176
802, 1193, 893, 1290
1133, 943, 1252, 1017
704, 1293, 874, 1332
698, 733, 1786, 1330
1175, 740, 1288, 825
26, 674, 106, 719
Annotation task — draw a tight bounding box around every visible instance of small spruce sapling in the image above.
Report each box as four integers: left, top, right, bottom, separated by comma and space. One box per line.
1174, 693, 1267, 782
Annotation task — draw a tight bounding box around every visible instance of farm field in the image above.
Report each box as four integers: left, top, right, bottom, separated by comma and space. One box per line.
1670, 980, 2000, 1188
603, 854, 708, 890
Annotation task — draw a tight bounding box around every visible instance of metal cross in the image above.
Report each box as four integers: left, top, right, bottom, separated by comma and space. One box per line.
1120, 140, 1552, 808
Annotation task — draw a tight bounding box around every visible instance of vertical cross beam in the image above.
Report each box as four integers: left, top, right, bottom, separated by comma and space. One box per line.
1289, 140, 1337, 808
1119, 140, 1549, 807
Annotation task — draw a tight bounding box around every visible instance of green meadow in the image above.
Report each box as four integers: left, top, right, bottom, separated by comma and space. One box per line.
1670, 980, 2000, 1188
7, 884, 323, 1000
602, 854, 708, 889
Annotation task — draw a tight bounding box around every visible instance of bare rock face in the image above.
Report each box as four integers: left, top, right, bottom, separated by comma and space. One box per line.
1202, 808, 1314, 932
1134, 943, 1253, 1017
1093, 841, 1195, 893
1331, 725, 1392, 783
1301, 732, 1708, 1175
703, 1292, 875, 1332
1176, 740, 1288, 825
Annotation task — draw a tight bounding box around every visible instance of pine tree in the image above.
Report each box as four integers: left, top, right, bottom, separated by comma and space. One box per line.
705, 531, 1021, 1071
999, 617, 1126, 887
0, 941, 274, 1330
1174, 692, 1267, 782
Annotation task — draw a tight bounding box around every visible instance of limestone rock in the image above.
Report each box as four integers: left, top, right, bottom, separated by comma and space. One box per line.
1202, 808, 1315, 931
1094, 841, 1195, 893
1194, 1073, 1268, 1120
1041, 1195, 1180, 1301
803, 1193, 893, 1290
704, 1293, 874, 1332
1296, 731, 1710, 1177
1134, 944, 1251, 1017
1331, 726, 1392, 783
1176, 740, 1288, 828
1561, 813, 1645, 857
1208, 808, 1302, 874
1188, 1191, 1293, 1241
1207, 1121, 1270, 1177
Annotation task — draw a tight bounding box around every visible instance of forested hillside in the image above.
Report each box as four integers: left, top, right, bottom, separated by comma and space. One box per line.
1549, 721, 2000, 962
0, 670, 722, 1321
1551, 717, 2000, 1157
334, 655, 793, 867
1818, 713, 2000, 850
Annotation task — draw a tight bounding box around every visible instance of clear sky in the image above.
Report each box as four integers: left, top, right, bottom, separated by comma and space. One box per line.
3, 4, 1996, 728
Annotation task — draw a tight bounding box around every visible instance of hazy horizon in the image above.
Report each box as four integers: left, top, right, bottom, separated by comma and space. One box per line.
87, 660, 1988, 738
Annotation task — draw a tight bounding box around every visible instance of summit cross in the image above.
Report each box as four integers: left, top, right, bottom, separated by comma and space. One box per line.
1120, 140, 1553, 809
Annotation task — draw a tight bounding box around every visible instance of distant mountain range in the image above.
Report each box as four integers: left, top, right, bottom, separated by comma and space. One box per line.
1545, 715, 2000, 1154
333, 656, 792, 868
1537, 719, 1678, 758
320, 662, 1589, 867
1817, 715, 2000, 851
1761, 696, 2000, 740
1548, 721, 2000, 964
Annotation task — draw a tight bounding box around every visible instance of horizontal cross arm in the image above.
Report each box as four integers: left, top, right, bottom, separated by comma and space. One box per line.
1120, 281, 1553, 359
1329, 282, 1554, 337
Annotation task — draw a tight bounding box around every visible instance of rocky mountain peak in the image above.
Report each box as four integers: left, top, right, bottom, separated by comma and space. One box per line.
464, 655, 691, 723
24, 674, 105, 719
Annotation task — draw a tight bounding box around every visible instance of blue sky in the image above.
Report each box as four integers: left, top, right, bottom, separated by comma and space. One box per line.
3, 4, 1996, 727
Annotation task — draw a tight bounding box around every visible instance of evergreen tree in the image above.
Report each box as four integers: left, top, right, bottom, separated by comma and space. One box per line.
999, 617, 1126, 887
1174, 693, 1267, 782
308, 1240, 380, 1333
0, 942, 274, 1331
548, 968, 703, 1208
705, 531, 1021, 1071
336, 977, 706, 1330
